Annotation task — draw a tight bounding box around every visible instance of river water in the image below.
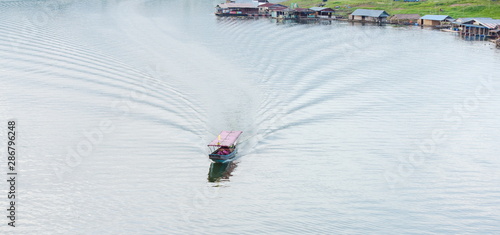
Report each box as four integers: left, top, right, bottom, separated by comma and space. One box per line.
1, 0, 500, 234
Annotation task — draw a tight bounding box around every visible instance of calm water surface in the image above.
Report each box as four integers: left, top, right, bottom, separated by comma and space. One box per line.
1, 0, 500, 234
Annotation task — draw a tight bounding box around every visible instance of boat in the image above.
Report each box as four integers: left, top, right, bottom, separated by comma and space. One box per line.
215, 12, 248, 17
208, 131, 242, 163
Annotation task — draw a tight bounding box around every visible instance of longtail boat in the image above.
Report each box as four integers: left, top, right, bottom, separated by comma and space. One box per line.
208, 131, 242, 163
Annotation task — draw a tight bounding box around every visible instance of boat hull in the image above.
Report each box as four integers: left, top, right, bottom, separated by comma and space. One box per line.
209, 149, 237, 163
215, 13, 248, 17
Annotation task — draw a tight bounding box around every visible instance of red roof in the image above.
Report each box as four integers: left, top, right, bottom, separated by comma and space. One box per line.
268, 4, 287, 9
270, 6, 288, 11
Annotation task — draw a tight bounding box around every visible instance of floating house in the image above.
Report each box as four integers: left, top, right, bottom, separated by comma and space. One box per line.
215, 3, 259, 16
258, 3, 286, 14
419, 15, 454, 26
271, 7, 295, 19
294, 8, 316, 18
389, 14, 420, 24
349, 9, 390, 23
310, 7, 335, 19
455, 18, 500, 39
453, 17, 489, 30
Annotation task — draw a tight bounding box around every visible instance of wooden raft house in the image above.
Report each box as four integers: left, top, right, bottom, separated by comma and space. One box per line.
270, 7, 294, 19
455, 18, 500, 40
349, 9, 390, 23
389, 14, 420, 25
310, 7, 335, 19
419, 15, 454, 27
293, 8, 316, 18
215, 2, 259, 16
258, 3, 286, 15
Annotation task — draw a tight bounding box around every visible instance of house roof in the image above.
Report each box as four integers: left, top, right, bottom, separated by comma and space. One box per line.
309, 7, 334, 12
420, 15, 454, 21
475, 19, 500, 29
258, 3, 276, 8
269, 6, 288, 11
456, 17, 492, 23
350, 9, 390, 18
268, 4, 286, 9
390, 14, 421, 20
217, 3, 257, 9
294, 8, 315, 12
454, 18, 500, 29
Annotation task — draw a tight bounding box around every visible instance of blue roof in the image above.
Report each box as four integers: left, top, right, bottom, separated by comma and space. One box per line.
351, 9, 390, 18
459, 24, 488, 28
420, 15, 453, 21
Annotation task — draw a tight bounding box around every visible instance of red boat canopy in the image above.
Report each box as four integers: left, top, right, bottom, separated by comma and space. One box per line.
208, 131, 243, 147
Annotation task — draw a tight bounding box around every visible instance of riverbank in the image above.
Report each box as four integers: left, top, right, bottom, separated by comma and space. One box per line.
280, 0, 500, 18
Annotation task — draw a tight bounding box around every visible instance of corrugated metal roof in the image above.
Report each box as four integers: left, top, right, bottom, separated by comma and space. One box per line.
351, 9, 390, 18
420, 15, 453, 21
475, 19, 500, 29
310, 7, 334, 12
269, 6, 288, 11
456, 17, 492, 23
390, 14, 420, 20
454, 18, 500, 29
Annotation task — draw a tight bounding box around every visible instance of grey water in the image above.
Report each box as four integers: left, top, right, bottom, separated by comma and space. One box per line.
1, 0, 500, 234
